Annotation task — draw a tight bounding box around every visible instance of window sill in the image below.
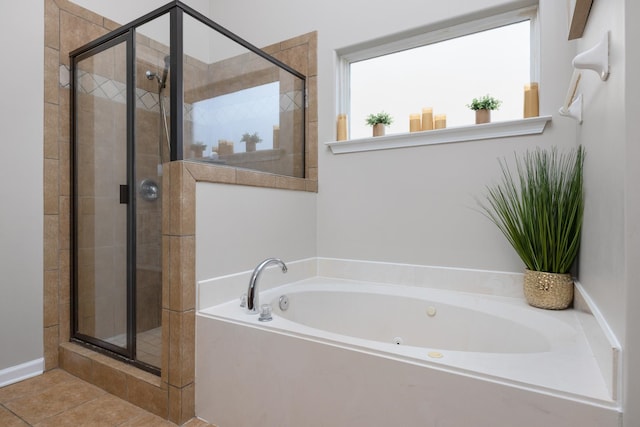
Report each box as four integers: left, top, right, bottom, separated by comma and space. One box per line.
324, 116, 552, 154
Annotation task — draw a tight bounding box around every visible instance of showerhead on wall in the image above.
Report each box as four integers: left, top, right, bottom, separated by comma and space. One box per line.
145, 55, 170, 89
145, 70, 160, 82
160, 54, 170, 88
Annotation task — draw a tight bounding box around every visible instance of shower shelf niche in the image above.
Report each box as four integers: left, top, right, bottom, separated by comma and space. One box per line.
325, 115, 552, 154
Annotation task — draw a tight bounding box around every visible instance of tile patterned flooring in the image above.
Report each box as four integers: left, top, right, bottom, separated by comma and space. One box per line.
0, 369, 213, 426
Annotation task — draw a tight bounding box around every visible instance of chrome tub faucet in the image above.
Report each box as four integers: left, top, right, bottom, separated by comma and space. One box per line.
247, 258, 288, 314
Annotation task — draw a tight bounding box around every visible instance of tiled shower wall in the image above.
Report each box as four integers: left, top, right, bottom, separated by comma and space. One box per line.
44, 0, 120, 373
43, 0, 317, 423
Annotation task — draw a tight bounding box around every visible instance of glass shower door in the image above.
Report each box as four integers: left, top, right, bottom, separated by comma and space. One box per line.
133, 14, 170, 369
73, 34, 133, 359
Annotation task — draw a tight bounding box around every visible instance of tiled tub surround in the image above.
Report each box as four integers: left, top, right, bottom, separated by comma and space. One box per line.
43, 0, 317, 423
196, 258, 621, 426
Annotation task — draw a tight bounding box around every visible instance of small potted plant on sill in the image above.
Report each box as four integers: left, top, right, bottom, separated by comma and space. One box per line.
366, 111, 393, 137
241, 132, 262, 152
467, 95, 502, 124
190, 141, 207, 158
479, 146, 584, 310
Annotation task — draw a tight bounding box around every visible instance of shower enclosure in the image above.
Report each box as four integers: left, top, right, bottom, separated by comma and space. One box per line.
70, 1, 305, 374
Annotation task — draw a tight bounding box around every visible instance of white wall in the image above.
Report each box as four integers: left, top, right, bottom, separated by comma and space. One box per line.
70, 0, 210, 27
576, 0, 626, 347
195, 183, 317, 279
623, 0, 640, 424
573, 5, 633, 422
321, 1, 577, 272
562, 0, 638, 425
572, 0, 640, 425
0, 2, 44, 372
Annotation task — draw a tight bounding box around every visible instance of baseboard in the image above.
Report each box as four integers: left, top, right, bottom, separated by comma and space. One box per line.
0, 358, 44, 388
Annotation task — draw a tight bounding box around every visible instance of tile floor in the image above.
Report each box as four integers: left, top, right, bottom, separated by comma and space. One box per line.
0, 369, 213, 426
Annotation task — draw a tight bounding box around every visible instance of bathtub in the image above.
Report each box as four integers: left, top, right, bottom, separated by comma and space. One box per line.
196, 276, 620, 427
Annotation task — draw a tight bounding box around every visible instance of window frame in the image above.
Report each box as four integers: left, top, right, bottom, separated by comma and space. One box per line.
336, 6, 540, 134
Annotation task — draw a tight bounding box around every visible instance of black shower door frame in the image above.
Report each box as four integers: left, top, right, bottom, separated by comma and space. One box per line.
69, 0, 307, 376
70, 28, 147, 371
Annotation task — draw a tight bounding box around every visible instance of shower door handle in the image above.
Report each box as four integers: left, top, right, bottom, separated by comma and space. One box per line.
120, 184, 129, 204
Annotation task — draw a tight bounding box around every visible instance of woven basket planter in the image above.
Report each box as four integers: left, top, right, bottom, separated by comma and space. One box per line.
523, 269, 574, 310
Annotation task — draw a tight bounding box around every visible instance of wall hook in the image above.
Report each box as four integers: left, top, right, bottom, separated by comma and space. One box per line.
573, 31, 609, 81
559, 93, 583, 124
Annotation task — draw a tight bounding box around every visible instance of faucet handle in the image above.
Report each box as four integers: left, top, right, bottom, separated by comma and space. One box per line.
258, 304, 272, 322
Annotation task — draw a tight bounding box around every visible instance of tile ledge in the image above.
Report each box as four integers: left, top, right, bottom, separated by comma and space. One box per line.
183, 161, 316, 193
325, 116, 552, 154
60, 342, 162, 387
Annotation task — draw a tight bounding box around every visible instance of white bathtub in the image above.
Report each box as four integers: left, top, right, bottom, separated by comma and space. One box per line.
197, 276, 620, 427
271, 282, 554, 354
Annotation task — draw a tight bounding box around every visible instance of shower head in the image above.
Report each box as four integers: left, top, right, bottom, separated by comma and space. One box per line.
160, 55, 170, 88
145, 56, 170, 88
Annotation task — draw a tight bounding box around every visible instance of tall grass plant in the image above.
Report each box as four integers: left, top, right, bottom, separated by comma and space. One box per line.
481, 146, 584, 274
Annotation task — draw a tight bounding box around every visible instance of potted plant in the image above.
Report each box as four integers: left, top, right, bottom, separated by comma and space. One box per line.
467, 95, 502, 124
479, 146, 585, 309
190, 141, 207, 158
366, 111, 393, 137
241, 132, 262, 152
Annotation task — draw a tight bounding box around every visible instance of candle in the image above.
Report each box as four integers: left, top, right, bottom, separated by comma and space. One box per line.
434, 114, 447, 129
524, 82, 540, 118
273, 125, 280, 149
421, 107, 433, 131
409, 113, 421, 132
217, 139, 234, 155
337, 114, 348, 141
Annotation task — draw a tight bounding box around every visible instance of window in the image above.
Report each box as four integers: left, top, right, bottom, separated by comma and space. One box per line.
339, 7, 538, 140
182, 13, 307, 178
192, 82, 280, 154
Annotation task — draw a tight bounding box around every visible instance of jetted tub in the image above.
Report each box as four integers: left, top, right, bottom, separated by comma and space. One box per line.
196, 277, 620, 427
272, 283, 553, 354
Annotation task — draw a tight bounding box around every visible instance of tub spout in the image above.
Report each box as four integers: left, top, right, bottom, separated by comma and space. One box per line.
247, 258, 287, 314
